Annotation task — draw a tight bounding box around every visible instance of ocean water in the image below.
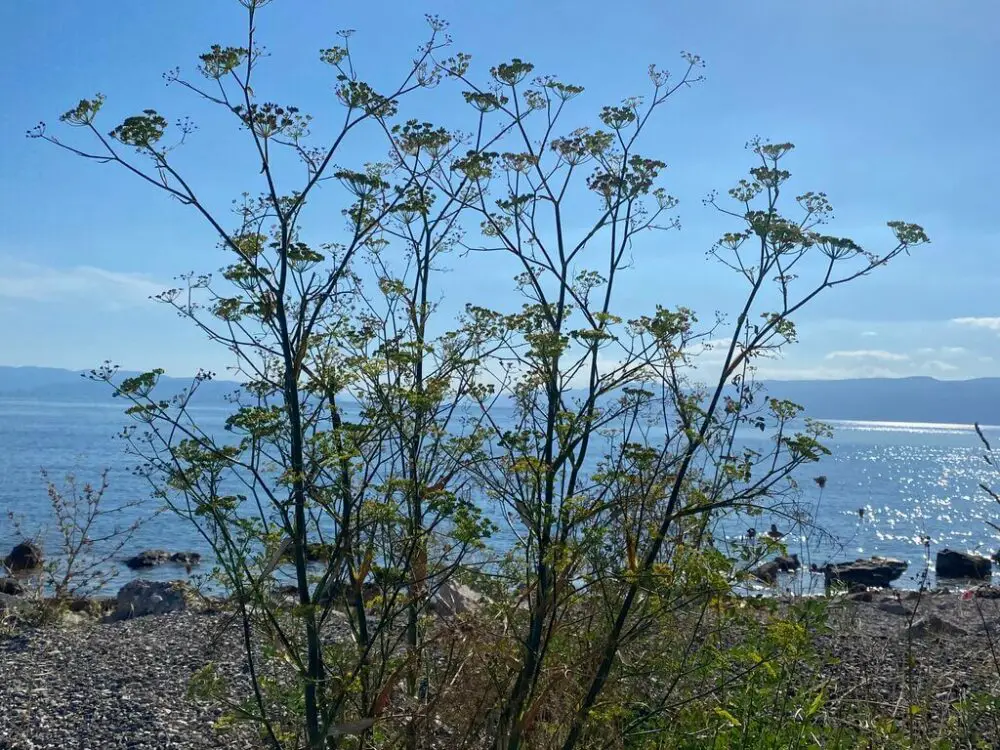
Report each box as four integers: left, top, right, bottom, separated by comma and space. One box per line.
1, 397, 998, 592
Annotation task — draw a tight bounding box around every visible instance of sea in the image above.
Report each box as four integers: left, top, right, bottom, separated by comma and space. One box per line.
2, 397, 999, 593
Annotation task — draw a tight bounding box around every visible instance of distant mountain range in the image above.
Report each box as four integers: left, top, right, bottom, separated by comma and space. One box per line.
0, 366, 239, 404
0, 367, 998, 425
764, 377, 1000, 425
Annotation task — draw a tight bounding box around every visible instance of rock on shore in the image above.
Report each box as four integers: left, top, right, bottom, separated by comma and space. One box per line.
935, 548, 992, 579
3, 541, 43, 572
115, 579, 193, 620
823, 557, 907, 588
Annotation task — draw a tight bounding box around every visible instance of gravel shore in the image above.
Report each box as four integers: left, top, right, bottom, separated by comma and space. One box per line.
0, 610, 255, 750
3, 589, 1000, 749
818, 588, 1000, 730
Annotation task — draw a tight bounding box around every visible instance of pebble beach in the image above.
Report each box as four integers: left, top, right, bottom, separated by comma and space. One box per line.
4, 587, 1000, 749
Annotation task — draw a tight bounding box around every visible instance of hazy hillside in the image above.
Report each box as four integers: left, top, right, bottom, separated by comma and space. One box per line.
0, 367, 998, 425
0, 366, 239, 404
764, 377, 1000, 425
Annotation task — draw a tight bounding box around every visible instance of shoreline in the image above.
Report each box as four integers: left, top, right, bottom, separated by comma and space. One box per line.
4, 586, 1000, 748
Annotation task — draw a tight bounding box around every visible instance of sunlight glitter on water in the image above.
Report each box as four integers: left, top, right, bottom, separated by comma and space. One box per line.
3, 402, 1000, 591
827, 420, 998, 434
724, 417, 1000, 589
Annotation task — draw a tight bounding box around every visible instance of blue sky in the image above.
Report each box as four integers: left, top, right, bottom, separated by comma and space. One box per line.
1, 0, 997, 380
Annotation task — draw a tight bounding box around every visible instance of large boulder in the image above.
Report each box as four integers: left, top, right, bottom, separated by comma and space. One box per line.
751, 561, 780, 585
114, 579, 192, 619
824, 557, 908, 588
429, 581, 487, 618
3, 541, 43, 572
936, 549, 992, 579
775, 554, 801, 572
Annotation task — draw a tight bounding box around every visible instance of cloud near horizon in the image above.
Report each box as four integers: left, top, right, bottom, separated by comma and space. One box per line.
922, 359, 959, 372
916, 346, 966, 357
952, 317, 1000, 331
824, 350, 910, 362
0, 258, 164, 309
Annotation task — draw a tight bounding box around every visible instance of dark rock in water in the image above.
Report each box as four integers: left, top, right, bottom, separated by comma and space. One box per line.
0, 577, 25, 596
124, 550, 201, 570
4, 541, 43, 572
936, 549, 992, 579
124, 550, 170, 569
169, 552, 201, 566
824, 557, 907, 588
751, 561, 779, 585
775, 554, 801, 572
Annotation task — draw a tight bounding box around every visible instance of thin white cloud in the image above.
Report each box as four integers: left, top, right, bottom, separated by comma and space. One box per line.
916, 346, 966, 357
757, 364, 903, 380
824, 350, 909, 362
0, 259, 164, 309
860, 330, 878, 337
922, 360, 959, 373
952, 317, 1000, 331
688, 338, 731, 363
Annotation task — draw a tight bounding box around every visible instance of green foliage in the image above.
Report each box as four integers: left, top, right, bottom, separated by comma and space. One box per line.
109, 111, 168, 148
38, 5, 932, 749
233, 102, 309, 139
59, 94, 105, 126
198, 45, 248, 79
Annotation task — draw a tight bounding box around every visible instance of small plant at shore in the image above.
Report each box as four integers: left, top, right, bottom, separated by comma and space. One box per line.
975, 423, 1000, 542
35, 0, 927, 747
41, 469, 145, 600
6, 469, 143, 605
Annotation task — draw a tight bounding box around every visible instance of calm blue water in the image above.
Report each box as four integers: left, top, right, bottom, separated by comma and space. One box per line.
1, 398, 998, 592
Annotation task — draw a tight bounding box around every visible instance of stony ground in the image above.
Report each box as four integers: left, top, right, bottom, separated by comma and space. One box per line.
0, 610, 257, 750
3, 589, 1000, 749
816, 588, 1000, 741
